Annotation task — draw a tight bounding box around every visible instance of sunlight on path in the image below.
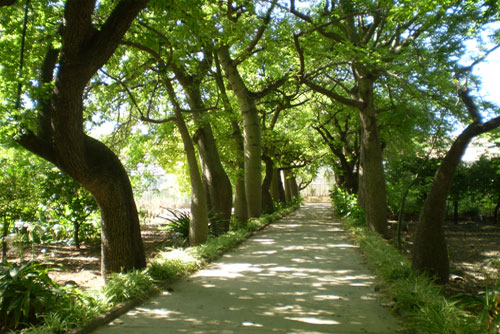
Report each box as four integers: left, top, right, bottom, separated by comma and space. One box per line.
92, 203, 400, 334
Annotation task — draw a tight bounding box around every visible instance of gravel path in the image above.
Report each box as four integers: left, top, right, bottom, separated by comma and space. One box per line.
92, 203, 400, 334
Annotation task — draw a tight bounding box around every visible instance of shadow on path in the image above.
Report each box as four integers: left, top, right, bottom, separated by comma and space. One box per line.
93, 203, 400, 334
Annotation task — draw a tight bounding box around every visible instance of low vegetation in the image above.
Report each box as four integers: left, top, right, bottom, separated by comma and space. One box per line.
1, 201, 299, 334
332, 189, 500, 334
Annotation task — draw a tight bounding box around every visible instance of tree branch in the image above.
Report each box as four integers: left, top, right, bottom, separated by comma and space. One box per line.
0, 0, 15, 7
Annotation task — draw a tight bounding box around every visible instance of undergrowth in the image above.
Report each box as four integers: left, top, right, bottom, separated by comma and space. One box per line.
330, 187, 497, 333
11, 200, 300, 334
341, 213, 495, 333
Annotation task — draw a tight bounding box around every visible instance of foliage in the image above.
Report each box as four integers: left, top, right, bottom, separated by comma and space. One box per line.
330, 187, 365, 224
455, 260, 500, 332
103, 270, 153, 305
0, 261, 65, 331
162, 209, 191, 243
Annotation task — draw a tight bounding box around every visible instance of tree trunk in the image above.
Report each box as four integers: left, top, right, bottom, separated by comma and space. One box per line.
358, 78, 387, 236
16, 1, 150, 276
177, 78, 233, 235
283, 169, 292, 203
289, 175, 299, 199
161, 79, 210, 245
1, 220, 8, 264
217, 46, 262, 218
213, 54, 248, 224
271, 168, 286, 203
262, 155, 275, 213
412, 120, 500, 283
73, 221, 80, 249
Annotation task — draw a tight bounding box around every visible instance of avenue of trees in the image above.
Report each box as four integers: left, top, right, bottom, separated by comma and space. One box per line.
1, 0, 499, 284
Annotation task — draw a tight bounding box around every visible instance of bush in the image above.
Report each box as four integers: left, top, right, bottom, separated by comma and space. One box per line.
0, 262, 66, 331
330, 187, 365, 224
103, 270, 153, 305
162, 209, 190, 243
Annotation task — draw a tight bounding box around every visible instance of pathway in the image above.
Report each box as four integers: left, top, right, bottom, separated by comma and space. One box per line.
92, 203, 400, 334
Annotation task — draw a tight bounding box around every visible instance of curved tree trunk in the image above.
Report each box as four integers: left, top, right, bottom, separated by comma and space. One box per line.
17, 0, 149, 276
412, 118, 500, 283
217, 46, 262, 218
85, 137, 146, 274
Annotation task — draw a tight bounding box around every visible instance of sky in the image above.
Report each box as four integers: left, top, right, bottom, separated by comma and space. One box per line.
460, 23, 500, 161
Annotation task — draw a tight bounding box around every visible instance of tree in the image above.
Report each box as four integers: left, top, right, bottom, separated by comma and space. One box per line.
412, 50, 500, 283
4, 0, 150, 275
289, 0, 489, 236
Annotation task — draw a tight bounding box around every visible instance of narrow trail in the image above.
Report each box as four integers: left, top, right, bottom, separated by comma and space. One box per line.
93, 203, 400, 334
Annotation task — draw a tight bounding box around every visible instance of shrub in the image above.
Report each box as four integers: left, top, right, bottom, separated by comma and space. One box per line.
0, 261, 66, 331
162, 209, 190, 243
102, 270, 153, 305
330, 187, 365, 224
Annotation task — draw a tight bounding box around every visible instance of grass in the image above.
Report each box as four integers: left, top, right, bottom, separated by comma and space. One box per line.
15, 201, 300, 334
342, 217, 494, 334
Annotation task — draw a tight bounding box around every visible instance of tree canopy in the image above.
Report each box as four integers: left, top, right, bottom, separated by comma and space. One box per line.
1, 0, 499, 282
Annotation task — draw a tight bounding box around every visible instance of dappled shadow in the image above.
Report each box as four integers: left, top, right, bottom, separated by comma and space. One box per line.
94, 203, 399, 334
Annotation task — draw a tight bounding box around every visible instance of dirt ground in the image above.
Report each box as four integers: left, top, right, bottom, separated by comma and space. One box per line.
6, 217, 173, 290
6, 210, 500, 295
395, 218, 500, 294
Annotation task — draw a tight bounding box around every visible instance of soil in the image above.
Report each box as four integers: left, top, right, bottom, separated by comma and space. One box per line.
394, 218, 500, 295
6, 217, 174, 290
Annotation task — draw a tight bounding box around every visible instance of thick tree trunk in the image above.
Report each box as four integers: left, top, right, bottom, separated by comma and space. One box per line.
358, 78, 387, 236
412, 120, 500, 283
217, 46, 262, 218
17, 0, 149, 276
262, 155, 275, 213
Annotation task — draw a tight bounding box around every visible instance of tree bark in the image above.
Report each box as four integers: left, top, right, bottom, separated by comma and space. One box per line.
358, 78, 388, 235
174, 72, 233, 235
262, 155, 275, 213
174, 114, 209, 245
16, 0, 149, 276
283, 169, 292, 203
217, 46, 262, 218
213, 54, 248, 223
162, 80, 209, 246
412, 118, 500, 283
